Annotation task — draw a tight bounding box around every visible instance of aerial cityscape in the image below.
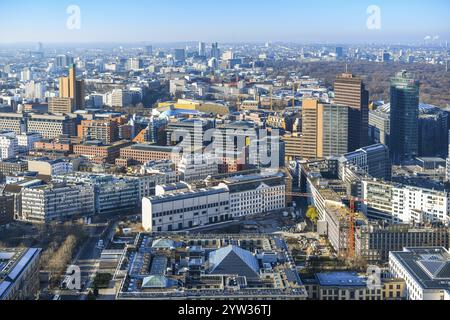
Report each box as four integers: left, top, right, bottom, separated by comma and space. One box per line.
1, 0, 450, 307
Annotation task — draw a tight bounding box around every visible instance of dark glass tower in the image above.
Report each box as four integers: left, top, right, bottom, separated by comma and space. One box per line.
389, 71, 420, 164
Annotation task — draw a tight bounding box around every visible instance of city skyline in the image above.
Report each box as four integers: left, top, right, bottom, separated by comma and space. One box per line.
0, 0, 449, 44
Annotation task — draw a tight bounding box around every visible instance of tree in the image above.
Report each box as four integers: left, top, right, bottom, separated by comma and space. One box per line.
306, 206, 319, 224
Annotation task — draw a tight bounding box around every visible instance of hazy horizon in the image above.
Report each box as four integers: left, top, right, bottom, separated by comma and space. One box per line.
0, 0, 449, 44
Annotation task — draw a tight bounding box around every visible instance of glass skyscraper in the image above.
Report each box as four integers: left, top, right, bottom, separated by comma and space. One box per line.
389, 71, 420, 164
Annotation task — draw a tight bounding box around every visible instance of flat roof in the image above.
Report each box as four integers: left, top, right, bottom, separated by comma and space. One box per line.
316, 272, 366, 287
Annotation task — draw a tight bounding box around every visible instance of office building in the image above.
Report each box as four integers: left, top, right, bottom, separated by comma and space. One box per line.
0, 113, 24, 134
334, 73, 369, 151
21, 183, 95, 222
77, 119, 119, 144
198, 42, 206, 56
389, 247, 450, 300
110, 89, 132, 108
356, 222, 450, 263
174, 49, 186, 62
0, 158, 28, 176
142, 185, 230, 232
340, 144, 391, 180
59, 64, 85, 110
211, 42, 220, 60
74, 140, 131, 164
302, 272, 405, 300
322, 103, 349, 157
220, 172, 286, 218
177, 154, 219, 183
389, 71, 420, 164
27, 114, 78, 139
17, 132, 41, 153
369, 108, 390, 145
362, 179, 450, 224
48, 97, 75, 114
117, 144, 182, 167
0, 247, 42, 300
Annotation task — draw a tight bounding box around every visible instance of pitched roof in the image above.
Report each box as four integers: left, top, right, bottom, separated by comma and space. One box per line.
208, 245, 260, 279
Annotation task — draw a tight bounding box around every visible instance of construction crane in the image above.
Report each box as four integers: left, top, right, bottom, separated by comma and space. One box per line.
285, 192, 367, 258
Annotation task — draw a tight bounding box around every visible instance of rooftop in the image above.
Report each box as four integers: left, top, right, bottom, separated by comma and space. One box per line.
390, 247, 450, 290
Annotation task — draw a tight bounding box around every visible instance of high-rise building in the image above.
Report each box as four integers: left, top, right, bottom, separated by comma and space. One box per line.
198, 42, 206, 56
334, 73, 369, 151
145, 45, 153, 55
174, 49, 186, 62
300, 99, 323, 159
126, 58, 143, 71
300, 99, 350, 159
321, 104, 349, 157
59, 64, 85, 110
211, 42, 220, 60
389, 71, 420, 164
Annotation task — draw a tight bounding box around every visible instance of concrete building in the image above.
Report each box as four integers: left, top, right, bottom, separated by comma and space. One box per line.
27, 158, 74, 176
0, 247, 42, 300
27, 114, 78, 139
48, 97, 75, 114
142, 185, 230, 232
340, 144, 391, 180
389, 247, 450, 300
220, 172, 286, 218
369, 109, 390, 145
356, 222, 450, 263
17, 132, 41, 153
21, 183, 95, 222
177, 154, 219, 183
362, 179, 450, 224
0, 132, 18, 160
0, 113, 24, 134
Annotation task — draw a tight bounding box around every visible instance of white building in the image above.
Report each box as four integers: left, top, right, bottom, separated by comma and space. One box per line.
27, 158, 73, 176
0, 132, 18, 160
21, 183, 95, 222
17, 132, 41, 153
142, 186, 230, 232
389, 247, 450, 300
362, 179, 449, 224
220, 172, 286, 218
177, 154, 219, 183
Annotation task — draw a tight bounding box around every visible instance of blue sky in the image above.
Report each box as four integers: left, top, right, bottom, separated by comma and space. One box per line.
0, 0, 449, 43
